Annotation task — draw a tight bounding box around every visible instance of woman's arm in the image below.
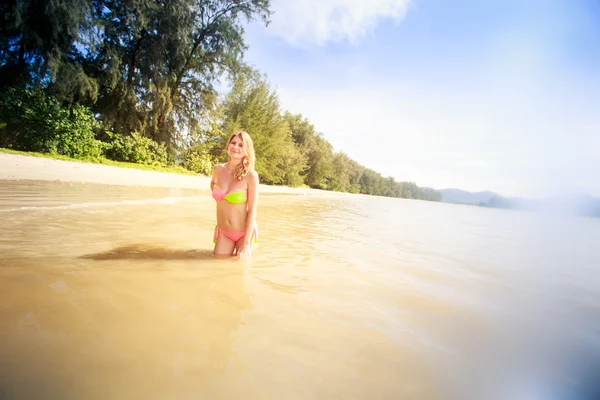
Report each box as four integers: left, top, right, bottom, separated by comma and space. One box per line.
210, 164, 219, 191
239, 171, 259, 260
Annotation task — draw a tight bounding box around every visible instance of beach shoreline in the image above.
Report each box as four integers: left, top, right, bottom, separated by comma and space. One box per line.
0, 153, 334, 196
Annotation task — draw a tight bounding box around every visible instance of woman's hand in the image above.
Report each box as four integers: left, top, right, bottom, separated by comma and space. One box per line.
238, 240, 252, 261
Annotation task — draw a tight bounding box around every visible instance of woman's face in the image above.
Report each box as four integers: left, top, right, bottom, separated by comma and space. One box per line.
228, 135, 245, 160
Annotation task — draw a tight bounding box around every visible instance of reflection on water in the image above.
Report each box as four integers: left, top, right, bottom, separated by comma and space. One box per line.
1, 180, 600, 399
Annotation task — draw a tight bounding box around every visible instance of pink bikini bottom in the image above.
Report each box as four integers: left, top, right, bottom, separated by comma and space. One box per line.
213, 225, 258, 243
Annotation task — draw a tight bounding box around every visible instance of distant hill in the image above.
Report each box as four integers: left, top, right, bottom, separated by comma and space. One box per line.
438, 188, 600, 218
439, 189, 499, 205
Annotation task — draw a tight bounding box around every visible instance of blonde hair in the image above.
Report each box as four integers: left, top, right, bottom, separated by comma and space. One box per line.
226, 130, 255, 180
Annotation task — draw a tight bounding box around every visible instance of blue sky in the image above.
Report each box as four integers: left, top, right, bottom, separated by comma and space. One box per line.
240, 0, 600, 197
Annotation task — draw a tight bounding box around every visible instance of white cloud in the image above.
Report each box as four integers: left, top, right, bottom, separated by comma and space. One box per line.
265, 0, 411, 45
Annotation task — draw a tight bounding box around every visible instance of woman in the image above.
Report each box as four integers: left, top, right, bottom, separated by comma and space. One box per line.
210, 131, 259, 260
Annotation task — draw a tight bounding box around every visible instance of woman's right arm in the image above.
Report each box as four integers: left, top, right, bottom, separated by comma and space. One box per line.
210, 164, 219, 190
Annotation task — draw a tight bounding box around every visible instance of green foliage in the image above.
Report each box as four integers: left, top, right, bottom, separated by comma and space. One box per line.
51, 104, 105, 158
0, 0, 95, 99
421, 188, 443, 202
182, 145, 213, 175
221, 72, 306, 186
184, 105, 229, 164
0, 86, 103, 158
49, 63, 99, 106
359, 169, 382, 195
87, 0, 272, 150
328, 152, 352, 192
285, 112, 333, 189
1, 0, 272, 152
0, 86, 63, 152
103, 132, 168, 166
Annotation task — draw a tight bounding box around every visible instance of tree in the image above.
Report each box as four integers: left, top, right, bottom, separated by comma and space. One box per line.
284, 111, 333, 189
220, 72, 305, 186
359, 168, 382, 195
0, 0, 97, 104
87, 0, 271, 154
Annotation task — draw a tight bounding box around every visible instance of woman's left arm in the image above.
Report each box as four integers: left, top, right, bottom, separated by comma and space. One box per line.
239, 171, 259, 260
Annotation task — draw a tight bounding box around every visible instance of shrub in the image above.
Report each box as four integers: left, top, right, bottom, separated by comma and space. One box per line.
50, 104, 104, 158
104, 132, 169, 166
0, 86, 103, 158
182, 145, 213, 175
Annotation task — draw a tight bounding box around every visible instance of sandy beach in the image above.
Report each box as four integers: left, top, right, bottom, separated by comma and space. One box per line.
0, 153, 330, 195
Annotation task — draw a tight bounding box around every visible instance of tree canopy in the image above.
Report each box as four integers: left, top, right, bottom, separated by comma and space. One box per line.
0, 0, 442, 202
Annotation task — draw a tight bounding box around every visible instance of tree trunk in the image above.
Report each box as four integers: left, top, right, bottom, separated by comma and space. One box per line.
15, 34, 27, 84
127, 30, 146, 88
170, 29, 207, 104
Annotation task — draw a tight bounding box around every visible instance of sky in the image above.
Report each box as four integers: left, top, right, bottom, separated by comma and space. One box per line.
239, 0, 600, 198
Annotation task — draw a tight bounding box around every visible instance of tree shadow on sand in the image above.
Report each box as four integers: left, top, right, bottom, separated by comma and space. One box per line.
80, 244, 217, 261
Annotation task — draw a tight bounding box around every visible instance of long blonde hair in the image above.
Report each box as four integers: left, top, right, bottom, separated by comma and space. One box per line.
226, 130, 255, 180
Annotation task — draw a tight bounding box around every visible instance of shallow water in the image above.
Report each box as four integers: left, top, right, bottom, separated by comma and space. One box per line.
1, 180, 600, 399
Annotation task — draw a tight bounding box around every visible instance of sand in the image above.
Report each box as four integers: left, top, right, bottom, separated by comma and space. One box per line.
0, 153, 332, 195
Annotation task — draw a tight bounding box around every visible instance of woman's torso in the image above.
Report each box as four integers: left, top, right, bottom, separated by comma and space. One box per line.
212, 165, 249, 232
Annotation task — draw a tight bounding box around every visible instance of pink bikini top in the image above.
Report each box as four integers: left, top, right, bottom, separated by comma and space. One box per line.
212, 186, 247, 204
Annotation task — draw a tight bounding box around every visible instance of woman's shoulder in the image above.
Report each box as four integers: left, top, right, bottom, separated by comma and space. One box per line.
243, 169, 259, 186
248, 169, 259, 182
213, 163, 227, 172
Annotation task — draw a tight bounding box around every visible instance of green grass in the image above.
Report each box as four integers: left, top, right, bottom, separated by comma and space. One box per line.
0, 147, 200, 176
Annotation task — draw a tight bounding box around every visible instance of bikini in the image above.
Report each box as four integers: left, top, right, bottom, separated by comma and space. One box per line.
212, 185, 247, 204
212, 185, 258, 243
